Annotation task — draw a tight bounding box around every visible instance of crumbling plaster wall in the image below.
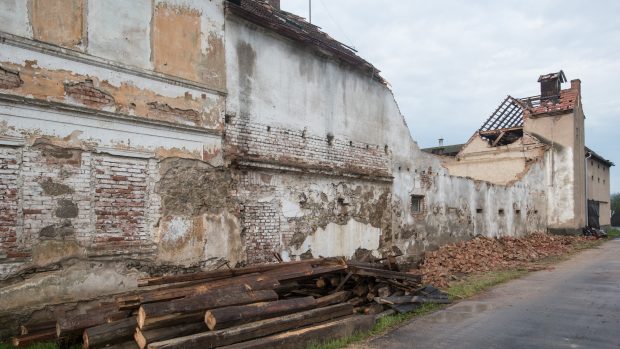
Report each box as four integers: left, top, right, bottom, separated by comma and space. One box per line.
225, 16, 548, 263
0, 0, 239, 334
443, 134, 547, 186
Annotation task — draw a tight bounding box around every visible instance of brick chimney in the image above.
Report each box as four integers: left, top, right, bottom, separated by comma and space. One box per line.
538, 70, 566, 99
266, 0, 280, 9
570, 79, 581, 91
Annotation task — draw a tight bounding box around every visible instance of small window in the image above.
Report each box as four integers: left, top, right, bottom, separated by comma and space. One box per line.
498, 209, 505, 216
591, 175, 594, 180
515, 209, 521, 215
598, 177, 600, 183
476, 208, 483, 214
411, 195, 424, 213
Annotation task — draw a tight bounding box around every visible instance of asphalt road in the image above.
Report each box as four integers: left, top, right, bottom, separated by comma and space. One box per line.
355, 239, 620, 349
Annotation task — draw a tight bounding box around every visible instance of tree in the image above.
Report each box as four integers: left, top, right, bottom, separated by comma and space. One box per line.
612, 193, 620, 215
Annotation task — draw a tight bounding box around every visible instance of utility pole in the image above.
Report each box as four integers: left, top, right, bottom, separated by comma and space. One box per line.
309, 0, 312, 23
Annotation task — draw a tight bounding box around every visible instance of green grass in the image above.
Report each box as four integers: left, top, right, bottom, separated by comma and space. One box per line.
0, 343, 58, 349
606, 228, 620, 239
445, 269, 528, 300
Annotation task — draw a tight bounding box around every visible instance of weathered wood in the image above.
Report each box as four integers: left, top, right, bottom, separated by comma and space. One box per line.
334, 271, 353, 292
314, 291, 351, 308
83, 317, 137, 349
262, 264, 346, 282
205, 296, 316, 330
138, 259, 331, 287
349, 266, 422, 283
135, 323, 207, 349
57, 310, 127, 337
362, 303, 385, 315
138, 274, 279, 305
103, 340, 140, 349
216, 315, 375, 349
139, 312, 204, 331
328, 276, 341, 287
11, 328, 56, 347
352, 283, 368, 297
374, 295, 452, 305
315, 277, 328, 289
138, 289, 278, 327
147, 303, 354, 349
19, 320, 56, 335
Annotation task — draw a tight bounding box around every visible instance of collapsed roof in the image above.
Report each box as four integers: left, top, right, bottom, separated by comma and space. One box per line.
226, 0, 386, 84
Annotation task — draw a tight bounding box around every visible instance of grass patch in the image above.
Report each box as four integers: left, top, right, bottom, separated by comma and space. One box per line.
445, 269, 528, 300
606, 228, 620, 239
0, 343, 58, 349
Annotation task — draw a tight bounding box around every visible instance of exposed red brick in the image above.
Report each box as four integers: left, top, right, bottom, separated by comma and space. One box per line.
0, 67, 23, 89
64, 79, 115, 107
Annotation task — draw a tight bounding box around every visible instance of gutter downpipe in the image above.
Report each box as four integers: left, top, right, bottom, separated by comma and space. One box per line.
585, 151, 592, 228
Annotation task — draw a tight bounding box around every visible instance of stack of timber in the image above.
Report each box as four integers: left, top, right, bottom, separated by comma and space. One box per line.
10, 257, 450, 348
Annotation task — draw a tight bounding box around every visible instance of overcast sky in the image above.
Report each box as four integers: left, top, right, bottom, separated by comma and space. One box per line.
281, 0, 620, 193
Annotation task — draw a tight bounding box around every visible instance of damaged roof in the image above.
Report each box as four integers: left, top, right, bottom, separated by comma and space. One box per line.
226, 0, 386, 84
522, 87, 578, 116
421, 144, 465, 157
586, 147, 614, 167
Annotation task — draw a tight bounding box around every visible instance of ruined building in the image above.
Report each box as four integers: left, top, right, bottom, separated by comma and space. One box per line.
0, 0, 612, 333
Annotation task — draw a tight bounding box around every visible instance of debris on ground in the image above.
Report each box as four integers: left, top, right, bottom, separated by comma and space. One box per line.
419, 233, 595, 288
12, 258, 449, 348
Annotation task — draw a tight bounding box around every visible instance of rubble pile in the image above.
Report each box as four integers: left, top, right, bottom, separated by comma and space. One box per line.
420, 233, 594, 287
12, 258, 449, 349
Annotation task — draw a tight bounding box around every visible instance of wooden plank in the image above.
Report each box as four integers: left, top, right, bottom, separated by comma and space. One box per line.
135, 323, 207, 349
83, 317, 136, 349
147, 303, 354, 349
374, 295, 451, 305
19, 320, 56, 335
57, 310, 128, 337
348, 266, 421, 283
138, 274, 279, 304
314, 291, 351, 308
11, 328, 57, 347
138, 259, 334, 287
138, 289, 278, 328
216, 315, 375, 349
205, 296, 316, 330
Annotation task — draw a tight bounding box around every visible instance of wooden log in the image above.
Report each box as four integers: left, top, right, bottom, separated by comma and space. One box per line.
315, 277, 327, 289
138, 274, 279, 305
147, 303, 354, 349
262, 264, 346, 282
19, 320, 56, 335
138, 289, 278, 328
328, 276, 341, 287
373, 295, 451, 305
83, 317, 136, 349
348, 266, 422, 283
11, 328, 57, 347
352, 283, 368, 297
135, 323, 207, 349
139, 312, 204, 331
334, 271, 353, 292
314, 291, 351, 308
137, 259, 333, 287
57, 311, 128, 337
215, 315, 375, 349
205, 296, 316, 330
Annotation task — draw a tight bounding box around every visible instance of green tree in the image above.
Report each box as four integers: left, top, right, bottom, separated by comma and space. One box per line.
612, 193, 620, 215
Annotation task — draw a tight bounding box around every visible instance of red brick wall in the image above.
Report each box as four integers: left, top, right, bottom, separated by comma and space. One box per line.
0, 147, 21, 259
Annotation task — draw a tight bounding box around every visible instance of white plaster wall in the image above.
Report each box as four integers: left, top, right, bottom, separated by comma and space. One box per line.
0, 43, 221, 105
291, 220, 381, 259
87, 0, 153, 69
0, 103, 220, 157
0, 0, 32, 38
226, 16, 549, 260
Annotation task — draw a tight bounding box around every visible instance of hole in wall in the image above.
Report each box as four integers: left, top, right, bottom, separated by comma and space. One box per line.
384, 145, 389, 154
498, 209, 505, 216
327, 133, 334, 145
349, 141, 353, 146
267, 126, 271, 132
515, 209, 521, 214
476, 208, 483, 214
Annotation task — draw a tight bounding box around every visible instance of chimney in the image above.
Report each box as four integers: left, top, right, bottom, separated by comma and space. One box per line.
438, 138, 444, 147
537, 70, 566, 99
570, 79, 581, 91
266, 0, 280, 9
